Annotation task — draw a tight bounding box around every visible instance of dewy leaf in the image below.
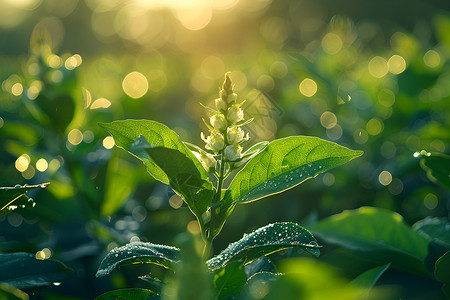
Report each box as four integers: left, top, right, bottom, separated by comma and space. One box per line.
0, 183, 49, 216
95, 288, 161, 300
100, 120, 214, 233
0, 252, 72, 289
206, 222, 320, 271
311, 207, 429, 275
350, 263, 391, 300
420, 153, 450, 189
96, 242, 180, 277
223, 136, 362, 205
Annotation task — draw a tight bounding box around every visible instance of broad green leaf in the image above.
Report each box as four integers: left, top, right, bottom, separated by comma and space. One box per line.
239, 272, 279, 300
0, 183, 49, 216
139, 144, 214, 228
213, 261, 247, 300
244, 257, 277, 279
0, 252, 72, 289
420, 153, 450, 189
350, 263, 391, 300
96, 242, 180, 277
259, 258, 388, 300
206, 222, 320, 271
95, 288, 161, 300
100, 120, 214, 234
311, 207, 429, 275
100, 120, 210, 186
139, 276, 163, 294
413, 217, 450, 249
223, 136, 362, 205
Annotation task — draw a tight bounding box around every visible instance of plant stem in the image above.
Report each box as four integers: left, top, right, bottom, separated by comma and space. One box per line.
202, 153, 225, 260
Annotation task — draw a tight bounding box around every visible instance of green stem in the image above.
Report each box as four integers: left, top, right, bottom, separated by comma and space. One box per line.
202, 153, 225, 260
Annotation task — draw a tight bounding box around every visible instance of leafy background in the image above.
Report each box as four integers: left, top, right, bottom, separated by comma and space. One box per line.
0, 0, 449, 298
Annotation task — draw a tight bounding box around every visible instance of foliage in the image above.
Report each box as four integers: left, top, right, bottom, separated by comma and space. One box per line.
0, 1, 449, 298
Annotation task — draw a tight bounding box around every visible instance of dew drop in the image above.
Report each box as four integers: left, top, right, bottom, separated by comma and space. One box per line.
53, 282, 62, 286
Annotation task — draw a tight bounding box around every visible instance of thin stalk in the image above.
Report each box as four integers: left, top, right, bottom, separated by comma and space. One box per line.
202, 153, 225, 260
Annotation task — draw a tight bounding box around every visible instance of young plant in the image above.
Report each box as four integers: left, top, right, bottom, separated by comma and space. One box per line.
96, 73, 363, 298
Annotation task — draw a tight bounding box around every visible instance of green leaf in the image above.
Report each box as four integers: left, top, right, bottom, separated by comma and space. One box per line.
435, 251, 450, 283
96, 242, 180, 277
102, 156, 138, 216
259, 258, 371, 300
140, 144, 214, 227
239, 272, 279, 300
435, 251, 450, 298
350, 263, 391, 300
100, 120, 214, 234
223, 136, 362, 205
413, 217, 450, 249
206, 222, 320, 271
213, 261, 247, 300
0, 183, 49, 216
420, 153, 450, 189
95, 288, 161, 300
311, 207, 429, 275
0, 252, 72, 289
244, 257, 277, 279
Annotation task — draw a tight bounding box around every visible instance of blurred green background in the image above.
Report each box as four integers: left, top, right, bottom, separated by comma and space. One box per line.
0, 0, 449, 298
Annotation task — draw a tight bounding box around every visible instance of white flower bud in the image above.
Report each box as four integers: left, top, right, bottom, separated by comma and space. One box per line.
227, 93, 238, 104
219, 89, 228, 99
215, 97, 228, 112
227, 105, 244, 123
204, 132, 225, 152
227, 126, 244, 144
224, 145, 242, 162
210, 114, 227, 131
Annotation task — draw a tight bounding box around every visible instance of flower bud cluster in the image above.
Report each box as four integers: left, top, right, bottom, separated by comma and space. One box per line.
200, 73, 250, 166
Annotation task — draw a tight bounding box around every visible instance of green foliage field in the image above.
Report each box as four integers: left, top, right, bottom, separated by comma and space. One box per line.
0, 0, 449, 299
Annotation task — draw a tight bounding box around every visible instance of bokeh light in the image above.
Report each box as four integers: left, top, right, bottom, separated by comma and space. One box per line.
321, 33, 343, 54
102, 136, 115, 149
68, 129, 83, 145
122, 72, 149, 99
368, 56, 388, 78
299, 78, 317, 97
378, 170, 392, 186
388, 55, 406, 74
